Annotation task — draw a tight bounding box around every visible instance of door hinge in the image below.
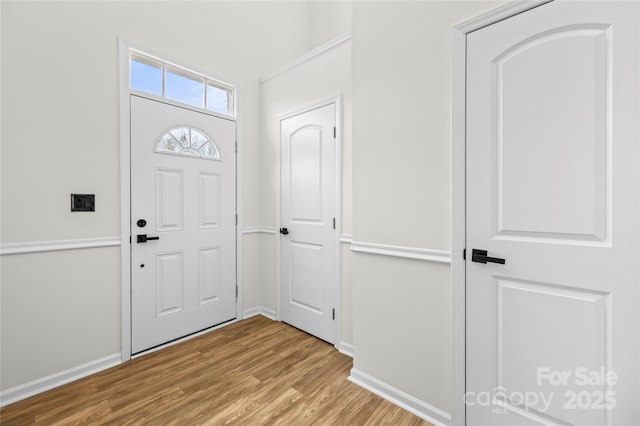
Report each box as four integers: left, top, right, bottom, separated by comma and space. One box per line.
463, 248, 466, 260
129, 236, 131, 244
236, 214, 238, 226
332, 308, 335, 320
332, 217, 336, 230
235, 141, 238, 153
236, 285, 238, 299
333, 127, 336, 139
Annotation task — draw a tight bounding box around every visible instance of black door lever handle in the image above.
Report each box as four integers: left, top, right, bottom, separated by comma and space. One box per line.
280, 228, 289, 235
471, 249, 505, 264
137, 234, 160, 243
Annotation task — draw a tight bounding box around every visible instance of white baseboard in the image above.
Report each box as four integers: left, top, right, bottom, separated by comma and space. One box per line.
0, 353, 121, 407
337, 341, 354, 358
243, 306, 276, 321
348, 368, 451, 426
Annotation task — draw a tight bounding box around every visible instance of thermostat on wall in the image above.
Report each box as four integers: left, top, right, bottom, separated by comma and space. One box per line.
71, 194, 95, 212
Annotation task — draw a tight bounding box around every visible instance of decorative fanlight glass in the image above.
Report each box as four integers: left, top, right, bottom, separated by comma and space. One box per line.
156, 127, 220, 160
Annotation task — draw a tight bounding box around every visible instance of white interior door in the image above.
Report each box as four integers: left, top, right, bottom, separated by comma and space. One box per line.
466, 1, 639, 424
131, 95, 237, 354
280, 103, 336, 343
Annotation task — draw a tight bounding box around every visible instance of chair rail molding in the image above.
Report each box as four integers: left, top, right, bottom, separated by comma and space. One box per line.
242, 227, 277, 235
0, 237, 121, 256
350, 240, 451, 264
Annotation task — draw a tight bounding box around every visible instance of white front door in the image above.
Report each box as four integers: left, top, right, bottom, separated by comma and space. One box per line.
280, 103, 336, 343
131, 95, 237, 354
466, 1, 639, 424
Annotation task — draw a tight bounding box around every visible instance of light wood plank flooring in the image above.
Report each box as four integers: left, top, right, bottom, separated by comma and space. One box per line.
1, 315, 432, 425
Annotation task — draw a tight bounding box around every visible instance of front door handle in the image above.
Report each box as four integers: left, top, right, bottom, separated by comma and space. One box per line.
280, 228, 289, 235
137, 234, 160, 243
471, 249, 505, 264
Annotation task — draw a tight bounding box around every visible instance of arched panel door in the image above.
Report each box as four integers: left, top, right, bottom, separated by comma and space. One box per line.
466, 1, 639, 424
280, 104, 336, 343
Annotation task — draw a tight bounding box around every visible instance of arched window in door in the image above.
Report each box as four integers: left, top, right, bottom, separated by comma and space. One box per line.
156, 126, 220, 160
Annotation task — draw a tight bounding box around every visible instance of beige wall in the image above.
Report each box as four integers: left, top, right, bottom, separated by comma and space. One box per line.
0, 0, 310, 392
351, 0, 504, 414
1, 249, 121, 389
308, 0, 352, 49
0, 0, 517, 420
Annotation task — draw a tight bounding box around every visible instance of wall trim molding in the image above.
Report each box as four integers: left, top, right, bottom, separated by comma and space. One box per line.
242, 227, 277, 235
349, 368, 451, 426
339, 234, 353, 244
350, 241, 451, 264
242, 306, 276, 321
0, 237, 121, 256
259, 33, 352, 84
0, 353, 121, 407
336, 342, 354, 358
454, 0, 551, 34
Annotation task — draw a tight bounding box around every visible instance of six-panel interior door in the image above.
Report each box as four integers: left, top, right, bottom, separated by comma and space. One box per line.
131, 95, 237, 354
280, 104, 336, 343
466, 1, 639, 424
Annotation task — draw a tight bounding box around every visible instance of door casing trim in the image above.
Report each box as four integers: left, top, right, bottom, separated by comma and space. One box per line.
118, 38, 243, 362
450, 1, 553, 424
275, 94, 343, 347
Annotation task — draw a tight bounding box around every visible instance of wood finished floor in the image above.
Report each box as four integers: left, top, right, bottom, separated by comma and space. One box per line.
1, 316, 432, 425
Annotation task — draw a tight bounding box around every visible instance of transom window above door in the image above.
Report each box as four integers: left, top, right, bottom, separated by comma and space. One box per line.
156, 127, 221, 160
130, 53, 235, 116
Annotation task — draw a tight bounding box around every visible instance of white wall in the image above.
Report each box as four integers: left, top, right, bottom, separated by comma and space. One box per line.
0, 1, 521, 421
0, 0, 310, 394
350, 0, 505, 416
259, 39, 353, 348
308, 0, 352, 49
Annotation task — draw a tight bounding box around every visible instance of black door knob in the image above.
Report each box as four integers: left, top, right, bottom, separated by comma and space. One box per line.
280, 228, 289, 235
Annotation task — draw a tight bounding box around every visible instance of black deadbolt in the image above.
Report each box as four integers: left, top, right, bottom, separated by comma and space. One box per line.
137, 219, 147, 228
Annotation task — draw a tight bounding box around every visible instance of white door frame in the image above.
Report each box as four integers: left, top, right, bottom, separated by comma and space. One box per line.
450, 1, 553, 424
118, 38, 243, 361
275, 94, 343, 347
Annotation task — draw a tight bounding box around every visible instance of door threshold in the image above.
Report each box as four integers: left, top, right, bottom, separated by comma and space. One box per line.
132, 318, 237, 359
